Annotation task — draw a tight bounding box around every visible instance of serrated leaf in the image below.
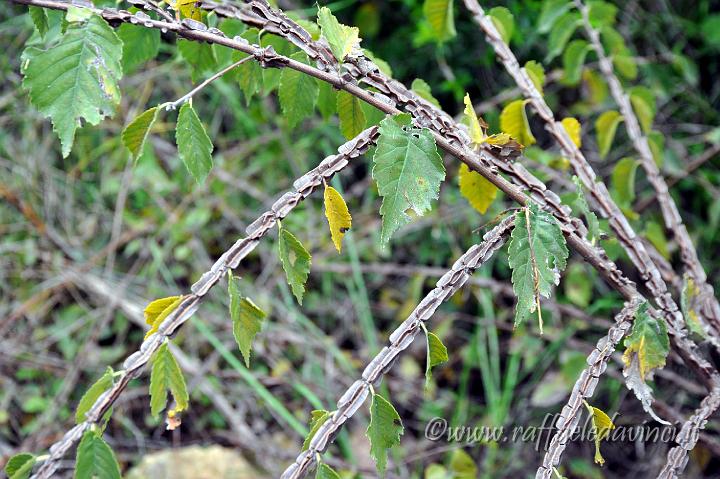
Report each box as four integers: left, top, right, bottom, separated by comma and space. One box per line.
682, 274, 708, 339
366, 393, 404, 476
500, 99, 535, 147
149, 342, 189, 418
317, 81, 338, 120
261, 34, 295, 94
584, 403, 615, 465
144, 296, 182, 339
588, 0, 617, 28
117, 23, 160, 74
178, 39, 216, 83
411, 78, 440, 107
629, 86, 656, 134
302, 409, 331, 450
278, 227, 312, 304
176, 103, 214, 184
317, 6, 361, 61
122, 106, 159, 163
279, 52, 319, 128
538, 0, 572, 33
337, 90, 367, 139
5, 453, 36, 479
75, 367, 114, 423
29, 6, 48, 38
372, 113, 445, 247
22, 12, 123, 158
610, 157, 638, 209
75, 430, 121, 479
315, 463, 341, 479
488, 7, 514, 44
561, 117, 582, 148
425, 331, 449, 388
524, 60, 545, 95
595, 110, 623, 159
459, 164, 497, 214
228, 274, 266, 367
562, 39, 590, 85
449, 449, 477, 478
324, 185, 352, 253
233, 28, 263, 105
509, 203, 569, 332
423, 0, 456, 43
546, 12, 581, 61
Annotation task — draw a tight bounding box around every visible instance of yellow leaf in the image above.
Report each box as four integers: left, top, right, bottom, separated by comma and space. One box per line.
463, 93, 486, 144
144, 296, 183, 339
561, 117, 582, 148
172, 0, 202, 21
500, 99, 535, 147
459, 164, 498, 214
584, 402, 615, 465
485, 133, 512, 145
324, 185, 352, 253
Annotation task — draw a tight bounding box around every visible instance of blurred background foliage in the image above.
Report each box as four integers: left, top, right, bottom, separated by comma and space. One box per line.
1, 0, 719, 477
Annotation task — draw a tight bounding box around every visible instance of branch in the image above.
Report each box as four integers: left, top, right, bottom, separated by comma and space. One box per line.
574, 0, 720, 330
281, 215, 516, 479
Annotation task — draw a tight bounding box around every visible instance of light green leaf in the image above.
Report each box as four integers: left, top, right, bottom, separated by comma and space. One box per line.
75, 430, 121, 479
228, 274, 266, 367
571, 176, 600, 244
615, 53, 638, 80
278, 227, 312, 304
411, 78, 440, 107
315, 463, 341, 479
261, 34, 295, 94
22, 12, 123, 157
629, 86, 656, 134
509, 203, 569, 331
5, 453, 36, 479
562, 39, 591, 85
524, 60, 545, 95
648, 130, 665, 166
546, 12, 581, 61
622, 303, 669, 379
449, 449, 477, 478
302, 409, 331, 450
425, 331, 449, 387
233, 28, 263, 105
149, 342, 189, 418
279, 52, 319, 128
611, 157, 638, 208
117, 23, 160, 74
176, 103, 214, 184
488, 7, 514, 44
459, 163, 497, 214
372, 114, 445, 247
317, 81, 337, 120
500, 99, 535, 147
682, 274, 708, 339
28, 6, 48, 38
423, 0, 456, 43
317, 6, 361, 61
538, 0, 571, 33
366, 393, 404, 476
595, 110, 623, 159
564, 263, 592, 307
588, 0, 617, 28
337, 90, 367, 139
178, 39, 216, 83
363, 49, 393, 77
75, 367, 114, 423
122, 106, 159, 163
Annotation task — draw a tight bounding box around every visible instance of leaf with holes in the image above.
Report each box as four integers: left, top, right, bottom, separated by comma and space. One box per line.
228, 274, 266, 367
122, 106, 159, 163
317, 6, 361, 61
278, 227, 312, 304
366, 393, 404, 476
149, 342, 189, 418
425, 331, 449, 388
324, 185, 352, 253
279, 52, 319, 128
423, 0, 456, 43
500, 99, 535, 147
75, 430, 121, 479
176, 103, 214, 184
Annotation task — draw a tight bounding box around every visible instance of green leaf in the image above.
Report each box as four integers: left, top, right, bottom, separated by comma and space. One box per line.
28, 6, 48, 38
75, 430, 121, 479
372, 114, 445, 247
261, 34, 295, 94
117, 23, 160, 74
337, 90, 367, 140
611, 157, 638, 208
324, 185, 353, 253
583, 69, 608, 105
584, 402, 615, 465
561, 39, 591, 85
233, 28, 263, 105
449, 449, 477, 478
176, 103, 214, 184
122, 106, 159, 163
595, 110, 623, 159
622, 303, 669, 379
459, 163, 497, 214
228, 274, 266, 367
22, 12, 123, 157
278, 227, 312, 304
178, 39, 216, 83
644, 221, 669, 260
538, 0, 572, 34
682, 274, 708, 339
366, 393, 404, 476
279, 52, 319, 128
363, 49, 393, 77
317, 6, 361, 61
315, 463, 341, 479
500, 99, 535, 147
648, 130, 665, 166
629, 86, 656, 134
411, 78, 440, 107
149, 342, 189, 418
5, 453, 36, 479
509, 203, 569, 331
317, 81, 337, 120
587, 1, 617, 28
423, 0, 456, 43
614, 53, 637, 80
302, 409, 331, 450
546, 12, 581, 62
524, 60, 545, 95
75, 367, 114, 423
425, 331, 449, 387
564, 263, 592, 307
488, 7, 514, 44
571, 176, 600, 244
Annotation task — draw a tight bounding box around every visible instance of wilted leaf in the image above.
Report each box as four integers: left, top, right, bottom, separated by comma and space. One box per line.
584, 402, 615, 465
682, 274, 708, 339
561, 117, 582, 148
324, 185, 352, 253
